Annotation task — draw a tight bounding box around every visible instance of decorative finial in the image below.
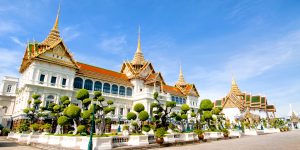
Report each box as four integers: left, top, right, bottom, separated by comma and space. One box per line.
176, 63, 186, 86
131, 25, 146, 65
53, 3, 61, 30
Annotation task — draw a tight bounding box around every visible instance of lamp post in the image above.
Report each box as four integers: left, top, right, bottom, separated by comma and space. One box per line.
88, 101, 96, 150
118, 113, 122, 132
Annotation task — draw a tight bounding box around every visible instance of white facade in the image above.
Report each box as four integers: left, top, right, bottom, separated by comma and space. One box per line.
0, 76, 18, 127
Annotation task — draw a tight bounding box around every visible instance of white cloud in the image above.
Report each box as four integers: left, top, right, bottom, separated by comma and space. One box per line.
61, 26, 81, 42
0, 22, 21, 36
10, 36, 26, 47
98, 35, 127, 54
0, 48, 22, 78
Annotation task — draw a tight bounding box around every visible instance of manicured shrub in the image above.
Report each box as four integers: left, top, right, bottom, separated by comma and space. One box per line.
94, 91, 102, 98
27, 100, 32, 104
64, 105, 81, 119
155, 128, 166, 138
75, 89, 89, 101
60, 96, 69, 103
203, 111, 212, 120
131, 121, 138, 127
17, 122, 29, 132
181, 114, 188, 120
58, 116, 69, 126
53, 105, 61, 112
138, 111, 149, 121
42, 124, 51, 130
142, 125, 151, 132
200, 99, 214, 111
32, 94, 40, 100
30, 123, 40, 132
77, 125, 86, 133
181, 104, 190, 112
127, 112, 137, 120
212, 107, 221, 115
23, 108, 29, 114
63, 100, 71, 105
134, 103, 145, 113
83, 98, 91, 105
107, 100, 113, 105
122, 125, 129, 131
1, 127, 10, 136
34, 100, 42, 105
68, 131, 73, 134
97, 96, 105, 102
82, 110, 91, 120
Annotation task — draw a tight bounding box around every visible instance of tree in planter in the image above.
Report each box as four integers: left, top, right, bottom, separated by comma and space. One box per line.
150, 92, 177, 130
126, 103, 149, 134
190, 109, 197, 130
75, 89, 90, 109
198, 99, 214, 130
23, 94, 42, 124
57, 116, 69, 134
64, 104, 81, 135
89, 91, 115, 135
127, 112, 137, 133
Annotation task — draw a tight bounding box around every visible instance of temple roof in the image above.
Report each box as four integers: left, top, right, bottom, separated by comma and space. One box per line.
131, 27, 146, 65
41, 5, 61, 47
76, 62, 132, 86
175, 65, 186, 86
230, 77, 241, 94
162, 85, 185, 97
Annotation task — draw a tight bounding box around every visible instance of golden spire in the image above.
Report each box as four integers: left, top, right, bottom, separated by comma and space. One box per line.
230, 75, 241, 94
41, 4, 61, 46
132, 26, 146, 65
176, 64, 186, 86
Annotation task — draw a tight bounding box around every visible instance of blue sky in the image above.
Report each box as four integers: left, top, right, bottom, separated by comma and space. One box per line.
0, 0, 300, 117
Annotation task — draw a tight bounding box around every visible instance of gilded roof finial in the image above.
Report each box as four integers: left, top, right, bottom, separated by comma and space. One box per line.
53, 3, 60, 30
230, 74, 241, 94
41, 3, 61, 46
132, 26, 146, 65
176, 64, 186, 86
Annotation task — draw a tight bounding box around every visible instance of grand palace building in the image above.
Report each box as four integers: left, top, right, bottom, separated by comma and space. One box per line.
0, 9, 200, 128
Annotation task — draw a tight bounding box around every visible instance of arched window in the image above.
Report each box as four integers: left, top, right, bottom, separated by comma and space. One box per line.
112, 84, 118, 94
2, 106, 8, 113
84, 79, 93, 90
73, 77, 83, 89
94, 81, 102, 91
6, 85, 12, 93
119, 86, 125, 96
45, 95, 55, 108
126, 87, 132, 96
103, 83, 111, 93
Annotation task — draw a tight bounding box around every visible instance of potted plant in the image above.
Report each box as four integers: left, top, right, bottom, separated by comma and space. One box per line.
222, 128, 229, 138
42, 123, 51, 132
155, 128, 166, 145
30, 123, 40, 133
194, 129, 204, 141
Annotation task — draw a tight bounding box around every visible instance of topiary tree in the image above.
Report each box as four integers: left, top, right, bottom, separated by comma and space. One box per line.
57, 116, 69, 134
64, 104, 81, 135
77, 125, 86, 134
87, 91, 115, 135
150, 92, 177, 130
23, 94, 43, 125
198, 99, 214, 130
76, 89, 90, 108
127, 103, 150, 133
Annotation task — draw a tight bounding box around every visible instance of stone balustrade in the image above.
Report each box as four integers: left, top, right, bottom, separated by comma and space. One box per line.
204, 132, 224, 140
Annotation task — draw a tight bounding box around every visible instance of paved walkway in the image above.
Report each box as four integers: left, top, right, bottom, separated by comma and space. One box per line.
157, 130, 300, 150
0, 136, 40, 150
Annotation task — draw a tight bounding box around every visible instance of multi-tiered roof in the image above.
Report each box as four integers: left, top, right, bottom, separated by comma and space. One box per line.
214, 77, 276, 113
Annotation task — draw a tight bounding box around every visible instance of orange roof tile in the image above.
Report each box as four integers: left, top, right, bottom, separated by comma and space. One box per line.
77, 62, 132, 86
162, 85, 185, 97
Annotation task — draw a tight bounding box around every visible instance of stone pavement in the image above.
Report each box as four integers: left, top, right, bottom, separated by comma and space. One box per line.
157, 130, 300, 150
0, 136, 41, 150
